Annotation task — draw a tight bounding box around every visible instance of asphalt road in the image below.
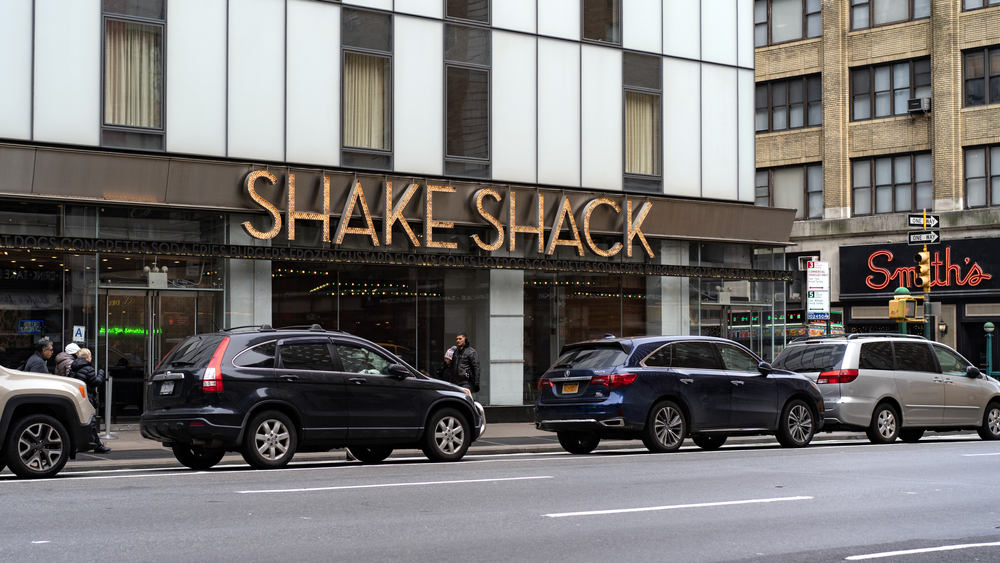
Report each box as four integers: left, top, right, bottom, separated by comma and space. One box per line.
2, 437, 999, 563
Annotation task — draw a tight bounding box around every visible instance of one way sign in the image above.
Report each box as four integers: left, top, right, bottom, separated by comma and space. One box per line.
908, 230, 940, 245
907, 213, 940, 228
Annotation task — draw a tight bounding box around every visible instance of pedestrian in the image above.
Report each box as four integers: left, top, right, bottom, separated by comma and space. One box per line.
70, 348, 111, 454
442, 333, 481, 393
23, 339, 54, 374
55, 343, 81, 377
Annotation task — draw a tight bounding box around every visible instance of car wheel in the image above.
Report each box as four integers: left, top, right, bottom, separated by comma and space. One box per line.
692, 435, 727, 451
422, 408, 471, 462
977, 402, 1000, 441
241, 411, 298, 469
556, 431, 601, 454
4, 415, 70, 479
346, 446, 393, 463
171, 443, 226, 470
899, 428, 925, 443
642, 401, 686, 453
866, 403, 899, 444
776, 399, 815, 448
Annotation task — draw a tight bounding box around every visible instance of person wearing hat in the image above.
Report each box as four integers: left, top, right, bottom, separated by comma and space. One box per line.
55, 343, 81, 377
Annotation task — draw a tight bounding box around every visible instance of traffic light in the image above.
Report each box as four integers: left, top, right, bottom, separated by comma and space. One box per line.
913, 251, 931, 292
889, 298, 917, 320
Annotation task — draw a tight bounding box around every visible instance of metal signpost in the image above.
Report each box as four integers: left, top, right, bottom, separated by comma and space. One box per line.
806, 261, 831, 334
907, 211, 940, 339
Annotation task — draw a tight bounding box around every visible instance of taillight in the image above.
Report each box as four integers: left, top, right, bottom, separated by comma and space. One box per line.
816, 369, 859, 385
537, 378, 553, 391
589, 373, 638, 389
202, 337, 230, 393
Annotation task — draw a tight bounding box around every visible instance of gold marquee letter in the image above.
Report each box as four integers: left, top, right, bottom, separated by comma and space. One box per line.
334, 181, 380, 246
625, 200, 654, 258
424, 185, 458, 249
582, 198, 623, 257
286, 174, 331, 242
508, 191, 545, 253
242, 170, 282, 240
471, 188, 505, 251
545, 197, 585, 256
383, 182, 420, 247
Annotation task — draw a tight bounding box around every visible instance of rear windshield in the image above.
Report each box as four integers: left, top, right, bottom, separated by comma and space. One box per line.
159, 335, 226, 369
551, 346, 628, 370
773, 344, 847, 373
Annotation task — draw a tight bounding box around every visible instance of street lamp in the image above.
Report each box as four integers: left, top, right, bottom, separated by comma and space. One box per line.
938, 320, 947, 336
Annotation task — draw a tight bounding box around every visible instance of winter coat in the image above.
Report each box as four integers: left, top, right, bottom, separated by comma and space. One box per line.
445, 345, 481, 391
70, 358, 105, 409
55, 352, 76, 377
23, 351, 50, 374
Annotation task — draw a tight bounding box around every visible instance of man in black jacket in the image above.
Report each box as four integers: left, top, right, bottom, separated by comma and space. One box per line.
443, 333, 481, 393
23, 339, 53, 374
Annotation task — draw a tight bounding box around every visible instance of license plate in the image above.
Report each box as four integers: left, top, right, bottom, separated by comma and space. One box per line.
562, 383, 578, 394
159, 381, 175, 395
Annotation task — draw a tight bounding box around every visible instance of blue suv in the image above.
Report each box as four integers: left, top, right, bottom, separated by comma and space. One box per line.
534, 336, 824, 454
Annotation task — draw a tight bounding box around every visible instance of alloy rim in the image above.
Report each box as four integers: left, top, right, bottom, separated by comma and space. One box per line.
654, 407, 683, 447
877, 409, 896, 438
787, 405, 813, 444
989, 408, 1000, 436
17, 422, 63, 472
254, 419, 290, 461
434, 416, 465, 454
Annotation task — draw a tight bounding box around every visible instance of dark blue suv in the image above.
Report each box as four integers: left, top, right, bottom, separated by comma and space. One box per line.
534, 336, 823, 454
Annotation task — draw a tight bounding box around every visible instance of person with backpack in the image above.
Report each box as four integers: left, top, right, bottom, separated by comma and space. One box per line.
70, 348, 111, 454
55, 343, 80, 377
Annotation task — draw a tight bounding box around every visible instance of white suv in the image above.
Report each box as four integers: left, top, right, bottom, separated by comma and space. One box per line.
772, 334, 1000, 443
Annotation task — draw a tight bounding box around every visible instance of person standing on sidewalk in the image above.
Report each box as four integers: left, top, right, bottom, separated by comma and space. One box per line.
55, 343, 80, 377
70, 348, 111, 454
23, 339, 54, 374
443, 333, 481, 393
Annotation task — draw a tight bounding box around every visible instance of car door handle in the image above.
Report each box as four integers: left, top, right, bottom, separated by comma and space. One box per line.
679, 379, 694, 385
731, 380, 744, 386
933, 377, 944, 383
349, 377, 367, 385
281, 375, 299, 381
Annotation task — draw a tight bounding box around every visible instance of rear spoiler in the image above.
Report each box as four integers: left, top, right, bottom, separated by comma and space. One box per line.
558, 340, 633, 357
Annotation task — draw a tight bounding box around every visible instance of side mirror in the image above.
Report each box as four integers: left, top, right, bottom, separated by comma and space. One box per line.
758, 362, 774, 376
967, 365, 982, 378
388, 364, 411, 379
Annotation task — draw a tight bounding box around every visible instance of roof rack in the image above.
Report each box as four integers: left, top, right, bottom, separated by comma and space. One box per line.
846, 333, 927, 340
221, 325, 265, 332
790, 335, 848, 343
272, 324, 348, 334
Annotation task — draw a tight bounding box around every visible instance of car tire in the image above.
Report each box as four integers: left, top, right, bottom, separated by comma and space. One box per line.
898, 428, 925, 443
346, 446, 393, 463
642, 400, 686, 453
776, 399, 815, 448
171, 443, 226, 470
241, 410, 298, 469
866, 403, 900, 444
692, 435, 727, 451
977, 402, 1000, 441
556, 431, 601, 454
421, 408, 471, 462
4, 414, 70, 479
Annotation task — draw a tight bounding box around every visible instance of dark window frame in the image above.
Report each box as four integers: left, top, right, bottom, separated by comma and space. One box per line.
444, 0, 491, 26
962, 0, 1000, 12
754, 163, 823, 220
754, 0, 822, 48
340, 8, 394, 171
851, 152, 933, 216
755, 74, 822, 133
443, 23, 492, 178
581, 0, 622, 46
963, 46, 1000, 107
623, 52, 663, 181
850, 0, 930, 31
850, 58, 931, 121
964, 144, 1000, 209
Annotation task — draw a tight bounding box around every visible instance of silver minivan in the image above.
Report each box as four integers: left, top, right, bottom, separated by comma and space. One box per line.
772, 334, 1000, 443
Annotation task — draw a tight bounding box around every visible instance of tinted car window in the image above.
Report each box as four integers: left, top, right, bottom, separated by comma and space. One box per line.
336, 344, 392, 375
894, 342, 937, 372
233, 341, 277, 368
933, 345, 968, 375
552, 346, 628, 370
160, 335, 225, 368
643, 345, 671, 367
859, 342, 894, 371
279, 342, 335, 371
773, 344, 847, 372
717, 343, 759, 371
672, 342, 723, 370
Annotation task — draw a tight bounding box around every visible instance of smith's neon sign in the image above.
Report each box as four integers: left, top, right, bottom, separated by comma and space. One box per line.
865, 247, 993, 290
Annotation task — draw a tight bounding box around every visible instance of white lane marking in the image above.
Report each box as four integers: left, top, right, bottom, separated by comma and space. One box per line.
543, 495, 813, 518
962, 452, 1000, 457
237, 475, 553, 494
31, 541, 50, 544
845, 541, 1000, 560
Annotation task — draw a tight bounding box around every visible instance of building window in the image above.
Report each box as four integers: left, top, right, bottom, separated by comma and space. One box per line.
963, 0, 1000, 10
582, 0, 621, 45
755, 165, 823, 220
342, 8, 393, 171
963, 47, 1000, 107
852, 153, 932, 216
102, 0, 165, 151
755, 75, 821, 133
446, 0, 489, 24
754, 0, 821, 48
851, 59, 930, 120
851, 0, 930, 30
965, 146, 1000, 208
444, 24, 490, 179
624, 53, 662, 184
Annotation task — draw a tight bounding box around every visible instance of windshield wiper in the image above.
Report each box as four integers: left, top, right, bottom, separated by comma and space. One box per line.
168, 361, 195, 367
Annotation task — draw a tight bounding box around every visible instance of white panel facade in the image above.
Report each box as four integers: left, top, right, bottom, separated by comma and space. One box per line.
663, 0, 700, 59
493, 0, 536, 33
492, 32, 536, 185
581, 45, 622, 191
228, 0, 285, 161
662, 58, 701, 198
0, 0, 32, 140
538, 0, 580, 40
702, 0, 738, 66
537, 39, 580, 188
287, 0, 340, 167
395, 0, 442, 19
737, 0, 754, 68
738, 69, 755, 202
34, 0, 101, 146
394, 16, 443, 176
167, 0, 227, 156
701, 65, 738, 200
342, 0, 393, 11
623, 0, 662, 54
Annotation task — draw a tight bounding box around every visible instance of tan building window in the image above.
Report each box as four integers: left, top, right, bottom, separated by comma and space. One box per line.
754, 164, 822, 220
754, 0, 821, 47
851, 0, 929, 30
963, 0, 1000, 11
755, 75, 821, 133
851, 59, 930, 121
963, 47, 1000, 107
965, 146, 1000, 208
852, 154, 932, 216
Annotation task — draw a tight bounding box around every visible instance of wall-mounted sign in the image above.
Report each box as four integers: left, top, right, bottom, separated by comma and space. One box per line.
806, 261, 830, 320
840, 240, 996, 299
72, 326, 86, 342
18, 320, 44, 334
